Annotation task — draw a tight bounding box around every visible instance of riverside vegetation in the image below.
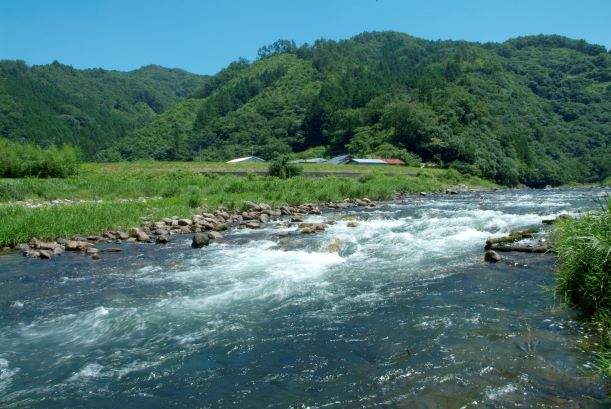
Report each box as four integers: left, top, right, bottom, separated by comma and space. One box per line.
553, 197, 611, 377
0, 161, 495, 247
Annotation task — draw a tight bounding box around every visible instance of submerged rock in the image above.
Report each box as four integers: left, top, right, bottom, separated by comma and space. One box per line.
192, 233, 210, 248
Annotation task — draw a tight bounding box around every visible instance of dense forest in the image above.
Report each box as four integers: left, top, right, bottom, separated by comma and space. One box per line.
1, 32, 609, 186
0, 61, 208, 156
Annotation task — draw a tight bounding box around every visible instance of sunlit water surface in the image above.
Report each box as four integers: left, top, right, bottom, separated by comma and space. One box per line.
0, 189, 609, 408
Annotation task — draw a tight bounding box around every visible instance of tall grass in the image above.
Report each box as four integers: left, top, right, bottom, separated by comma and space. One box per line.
553, 196, 610, 377
553, 198, 610, 314
0, 199, 191, 245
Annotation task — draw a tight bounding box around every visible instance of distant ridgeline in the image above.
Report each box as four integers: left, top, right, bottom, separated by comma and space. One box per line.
1, 32, 609, 186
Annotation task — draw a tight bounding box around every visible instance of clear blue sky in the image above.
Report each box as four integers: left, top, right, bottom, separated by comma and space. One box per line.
1, 0, 609, 75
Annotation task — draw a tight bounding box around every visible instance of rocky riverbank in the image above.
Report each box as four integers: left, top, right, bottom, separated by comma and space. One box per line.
7, 198, 379, 261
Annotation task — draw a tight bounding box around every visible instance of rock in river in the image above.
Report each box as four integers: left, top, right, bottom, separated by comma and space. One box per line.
192, 233, 210, 248
484, 250, 501, 262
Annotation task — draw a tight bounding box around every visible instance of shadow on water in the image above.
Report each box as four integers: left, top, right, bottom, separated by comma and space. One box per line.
0, 188, 609, 408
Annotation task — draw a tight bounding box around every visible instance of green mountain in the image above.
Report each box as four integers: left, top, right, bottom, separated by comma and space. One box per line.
0, 60, 208, 157
2, 32, 610, 186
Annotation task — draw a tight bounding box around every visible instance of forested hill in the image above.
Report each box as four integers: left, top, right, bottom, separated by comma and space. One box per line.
0, 61, 208, 156
2, 32, 610, 186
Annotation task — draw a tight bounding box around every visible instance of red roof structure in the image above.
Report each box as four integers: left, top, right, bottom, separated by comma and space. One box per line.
382, 158, 406, 166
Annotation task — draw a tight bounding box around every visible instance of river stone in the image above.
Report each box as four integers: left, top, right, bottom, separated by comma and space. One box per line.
298, 223, 325, 231
347, 221, 359, 228
39, 250, 52, 259
192, 233, 209, 248
258, 214, 269, 223
178, 219, 192, 226
136, 231, 150, 242
207, 231, 223, 240
117, 231, 129, 240
103, 232, 117, 240
86, 248, 99, 254
259, 203, 271, 211
92, 254, 101, 260
244, 201, 261, 211
154, 228, 168, 236
244, 221, 261, 229
65, 240, 79, 251
104, 248, 122, 253
213, 222, 228, 231
485, 250, 501, 262
291, 215, 304, 223
156, 235, 170, 244
300, 227, 315, 234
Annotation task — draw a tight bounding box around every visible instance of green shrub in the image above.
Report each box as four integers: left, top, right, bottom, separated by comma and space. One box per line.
0, 138, 80, 178
268, 155, 303, 179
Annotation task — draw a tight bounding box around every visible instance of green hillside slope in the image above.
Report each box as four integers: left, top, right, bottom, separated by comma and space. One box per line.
0, 60, 208, 157
2, 32, 609, 186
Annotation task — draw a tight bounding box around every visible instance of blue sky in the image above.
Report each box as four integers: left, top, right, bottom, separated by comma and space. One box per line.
0, 0, 609, 75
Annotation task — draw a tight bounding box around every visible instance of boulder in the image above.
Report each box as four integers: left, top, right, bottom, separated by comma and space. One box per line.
291, 215, 304, 223
136, 231, 150, 242
259, 214, 269, 224
156, 235, 170, 244
39, 250, 53, 259
484, 250, 501, 263
192, 233, 210, 248
300, 227, 315, 234
259, 203, 271, 211
154, 228, 168, 236
244, 221, 261, 229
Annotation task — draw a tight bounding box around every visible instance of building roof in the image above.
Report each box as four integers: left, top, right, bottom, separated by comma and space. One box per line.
382, 158, 406, 165
348, 158, 389, 165
226, 156, 266, 163
291, 158, 327, 163
326, 154, 352, 164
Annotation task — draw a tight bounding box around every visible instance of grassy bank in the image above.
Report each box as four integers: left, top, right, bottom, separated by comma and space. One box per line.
553, 197, 611, 377
0, 162, 496, 246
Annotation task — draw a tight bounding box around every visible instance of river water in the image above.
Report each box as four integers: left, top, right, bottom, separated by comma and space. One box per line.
0, 189, 608, 408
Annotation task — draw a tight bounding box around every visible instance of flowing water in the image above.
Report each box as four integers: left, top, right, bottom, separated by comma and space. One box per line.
0, 189, 609, 408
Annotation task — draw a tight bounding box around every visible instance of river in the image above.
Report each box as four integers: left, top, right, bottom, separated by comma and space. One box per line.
0, 189, 608, 408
